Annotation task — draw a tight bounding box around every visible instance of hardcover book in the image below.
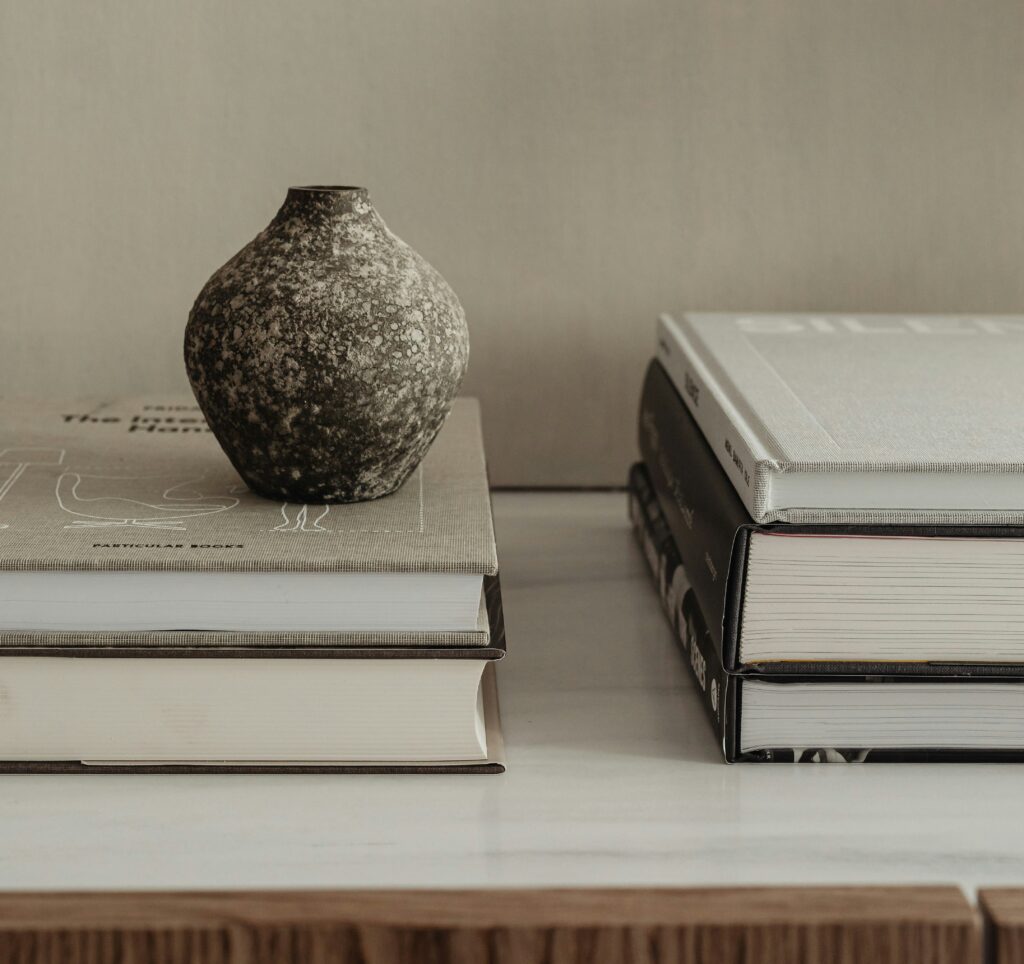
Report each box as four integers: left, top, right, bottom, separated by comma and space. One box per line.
638, 360, 1024, 671
630, 461, 1024, 763
0, 395, 496, 645
0, 659, 506, 774
657, 312, 1024, 525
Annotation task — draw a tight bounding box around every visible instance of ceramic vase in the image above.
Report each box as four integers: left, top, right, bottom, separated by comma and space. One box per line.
184, 186, 469, 503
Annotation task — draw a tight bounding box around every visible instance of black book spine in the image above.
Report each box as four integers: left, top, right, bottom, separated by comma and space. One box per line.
629, 467, 737, 762
637, 360, 751, 668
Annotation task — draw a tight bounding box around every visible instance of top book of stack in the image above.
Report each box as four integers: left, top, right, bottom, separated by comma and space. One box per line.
0, 396, 497, 646
657, 312, 1024, 525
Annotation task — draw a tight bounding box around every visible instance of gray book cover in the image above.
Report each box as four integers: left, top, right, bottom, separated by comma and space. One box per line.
0, 395, 496, 573
657, 313, 1024, 524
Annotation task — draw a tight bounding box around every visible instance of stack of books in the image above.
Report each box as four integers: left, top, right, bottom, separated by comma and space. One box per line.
632, 312, 1024, 762
0, 396, 504, 772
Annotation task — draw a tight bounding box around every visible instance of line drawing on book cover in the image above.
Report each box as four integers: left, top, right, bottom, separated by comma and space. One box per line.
273, 503, 331, 532
268, 467, 426, 534
56, 472, 239, 530
0, 448, 66, 529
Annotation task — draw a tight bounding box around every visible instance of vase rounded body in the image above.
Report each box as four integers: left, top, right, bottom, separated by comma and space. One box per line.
184, 186, 469, 503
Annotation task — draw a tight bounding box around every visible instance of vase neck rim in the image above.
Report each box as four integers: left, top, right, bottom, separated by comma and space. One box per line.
289, 185, 367, 197
280, 186, 371, 218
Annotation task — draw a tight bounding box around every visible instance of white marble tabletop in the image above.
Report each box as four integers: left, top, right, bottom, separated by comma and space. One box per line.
0, 492, 1021, 894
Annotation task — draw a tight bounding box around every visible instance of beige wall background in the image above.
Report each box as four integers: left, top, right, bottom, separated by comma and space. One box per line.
2, 1, 1023, 486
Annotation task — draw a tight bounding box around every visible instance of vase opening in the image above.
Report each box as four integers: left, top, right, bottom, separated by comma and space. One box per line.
289, 185, 367, 194
281, 186, 371, 219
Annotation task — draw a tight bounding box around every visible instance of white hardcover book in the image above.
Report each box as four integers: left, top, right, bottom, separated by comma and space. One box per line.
0, 658, 499, 765
656, 312, 1024, 524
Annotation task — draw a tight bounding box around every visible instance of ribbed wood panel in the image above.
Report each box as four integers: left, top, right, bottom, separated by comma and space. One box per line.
0, 887, 977, 964
978, 889, 1024, 963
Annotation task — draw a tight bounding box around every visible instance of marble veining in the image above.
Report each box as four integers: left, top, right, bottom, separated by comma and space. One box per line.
0, 493, 1017, 896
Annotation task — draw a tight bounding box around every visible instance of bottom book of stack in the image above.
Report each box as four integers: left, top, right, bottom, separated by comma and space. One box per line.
630, 463, 1024, 763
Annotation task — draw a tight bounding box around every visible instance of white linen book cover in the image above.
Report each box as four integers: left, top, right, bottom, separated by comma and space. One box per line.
0, 396, 496, 642
657, 312, 1024, 524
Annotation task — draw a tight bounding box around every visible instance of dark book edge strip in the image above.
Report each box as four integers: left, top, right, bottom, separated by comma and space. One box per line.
637, 359, 750, 671
0, 762, 506, 774
628, 467, 736, 762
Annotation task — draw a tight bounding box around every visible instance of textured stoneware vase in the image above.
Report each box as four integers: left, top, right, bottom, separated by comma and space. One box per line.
184, 186, 469, 503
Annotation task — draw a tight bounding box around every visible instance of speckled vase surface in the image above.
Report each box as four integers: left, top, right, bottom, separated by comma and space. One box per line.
184, 186, 469, 503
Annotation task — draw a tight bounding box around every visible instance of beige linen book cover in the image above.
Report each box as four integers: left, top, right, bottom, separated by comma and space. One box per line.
0, 395, 497, 648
